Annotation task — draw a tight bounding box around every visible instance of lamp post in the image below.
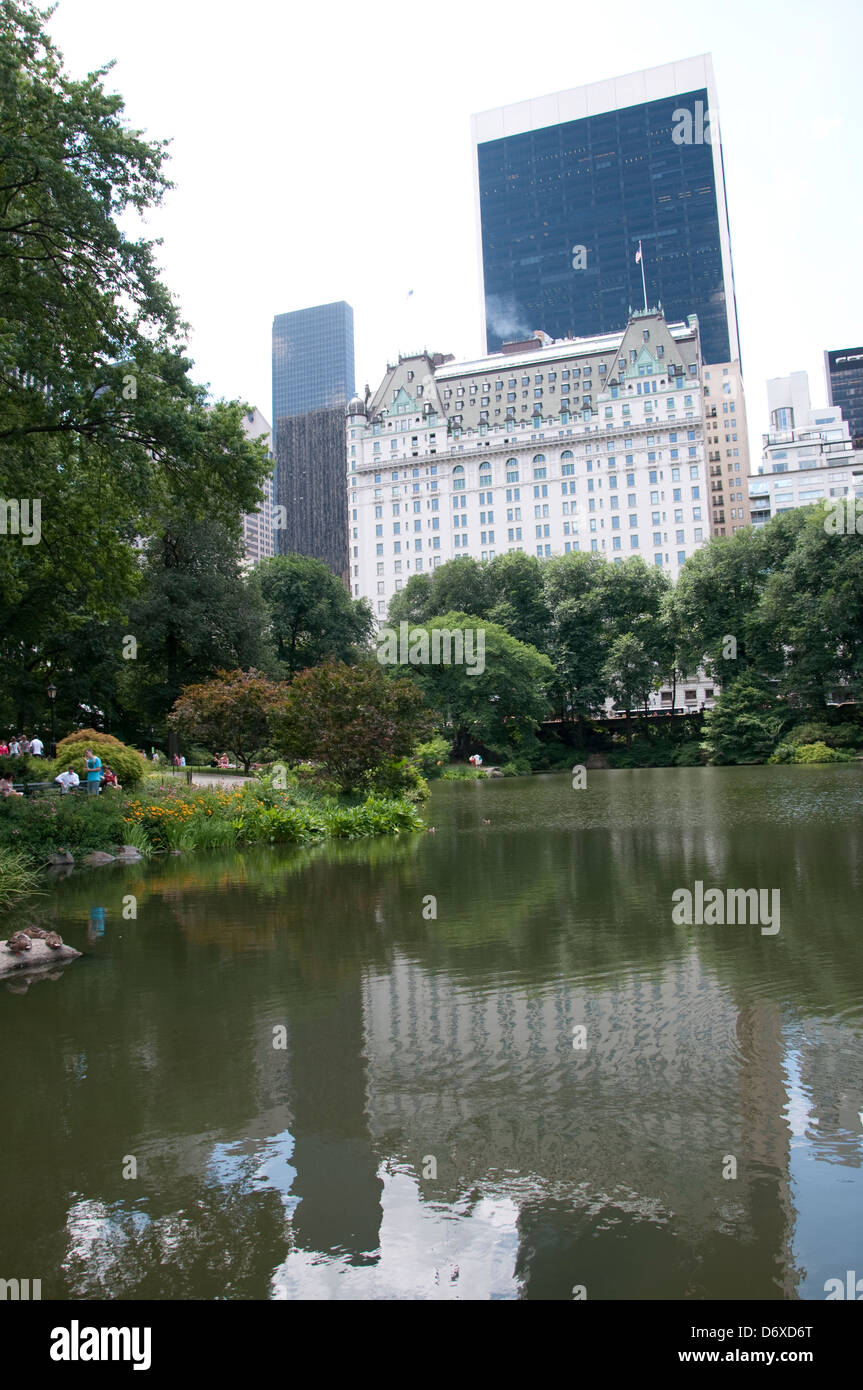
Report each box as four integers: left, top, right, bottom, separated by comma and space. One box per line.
47, 683, 57, 758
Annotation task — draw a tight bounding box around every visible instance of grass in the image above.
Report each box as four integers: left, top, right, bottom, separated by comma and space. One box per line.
0, 846, 43, 911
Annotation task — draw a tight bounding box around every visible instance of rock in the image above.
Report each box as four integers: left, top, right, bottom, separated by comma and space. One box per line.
586, 753, 610, 770
47, 850, 74, 866
113, 846, 143, 862
0, 937, 82, 979
83, 851, 115, 866
486, 768, 504, 778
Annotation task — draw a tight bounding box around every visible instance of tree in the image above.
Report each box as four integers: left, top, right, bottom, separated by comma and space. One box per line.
386, 572, 433, 626
700, 675, 783, 765
485, 551, 551, 652
543, 551, 610, 722
121, 515, 270, 738
405, 614, 554, 759
759, 504, 863, 708
0, 4, 271, 726
168, 670, 286, 773
601, 631, 658, 746
427, 557, 490, 620
253, 554, 372, 680
272, 661, 431, 792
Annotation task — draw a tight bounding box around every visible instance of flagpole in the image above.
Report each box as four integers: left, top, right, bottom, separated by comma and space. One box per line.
639, 240, 648, 312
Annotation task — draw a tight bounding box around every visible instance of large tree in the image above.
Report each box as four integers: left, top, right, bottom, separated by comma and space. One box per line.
405, 613, 554, 759
253, 554, 372, 680
0, 2, 271, 725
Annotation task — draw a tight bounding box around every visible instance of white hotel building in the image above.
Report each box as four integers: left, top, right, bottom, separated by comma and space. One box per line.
347, 309, 711, 619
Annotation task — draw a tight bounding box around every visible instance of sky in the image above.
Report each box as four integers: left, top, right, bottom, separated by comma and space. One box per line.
47, 0, 863, 458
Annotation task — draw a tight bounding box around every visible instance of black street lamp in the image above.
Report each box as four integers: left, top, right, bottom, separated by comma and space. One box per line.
47, 683, 57, 758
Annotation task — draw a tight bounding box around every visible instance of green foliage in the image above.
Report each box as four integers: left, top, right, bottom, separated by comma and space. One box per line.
406, 614, 553, 758
0, 790, 128, 860
273, 660, 432, 792
412, 735, 451, 779
0, 755, 49, 783
672, 740, 706, 767
253, 554, 373, 679
770, 741, 854, 765
701, 676, 783, 765
0, 845, 42, 909
500, 758, 532, 776
54, 729, 146, 786
441, 766, 486, 781
366, 757, 429, 801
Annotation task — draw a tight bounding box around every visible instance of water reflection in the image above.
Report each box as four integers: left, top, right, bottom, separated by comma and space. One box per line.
0, 767, 861, 1299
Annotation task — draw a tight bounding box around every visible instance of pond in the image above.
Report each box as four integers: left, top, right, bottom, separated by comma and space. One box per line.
2, 766, 862, 1300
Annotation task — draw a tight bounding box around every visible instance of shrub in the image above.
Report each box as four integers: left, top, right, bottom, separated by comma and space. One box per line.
412, 736, 451, 779
441, 766, 485, 781
792, 741, 851, 764
786, 722, 832, 746
0, 755, 51, 784
500, 757, 532, 776
0, 792, 128, 861
366, 757, 429, 801
672, 741, 705, 767
54, 729, 147, 787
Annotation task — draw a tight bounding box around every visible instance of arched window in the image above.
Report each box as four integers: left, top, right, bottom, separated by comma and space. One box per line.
452, 464, 466, 491
533, 454, 546, 463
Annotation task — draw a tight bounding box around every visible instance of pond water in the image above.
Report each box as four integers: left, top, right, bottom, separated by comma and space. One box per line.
2, 766, 862, 1300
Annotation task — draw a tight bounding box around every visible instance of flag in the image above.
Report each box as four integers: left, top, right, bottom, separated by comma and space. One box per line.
635, 247, 642, 264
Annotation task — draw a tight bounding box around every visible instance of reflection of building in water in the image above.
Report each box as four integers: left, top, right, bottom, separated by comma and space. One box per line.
352, 950, 796, 1297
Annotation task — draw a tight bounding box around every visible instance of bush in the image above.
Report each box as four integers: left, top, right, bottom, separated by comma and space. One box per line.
500, 758, 532, 776
366, 757, 429, 801
441, 766, 485, 781
672, 741, 705, 767
412, 736, 451, 779
786, 722, 832, 746
793, 741, 851, 764
0, 792, 128, 861
0, 755, 51, 784
54, 729, 147, 787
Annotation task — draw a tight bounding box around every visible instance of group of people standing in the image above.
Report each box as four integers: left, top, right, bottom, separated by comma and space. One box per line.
0, 735, 44, 757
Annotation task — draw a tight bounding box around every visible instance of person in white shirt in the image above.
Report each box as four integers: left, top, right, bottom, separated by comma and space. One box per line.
30, 736, 44, 757
55, 768, 80, 794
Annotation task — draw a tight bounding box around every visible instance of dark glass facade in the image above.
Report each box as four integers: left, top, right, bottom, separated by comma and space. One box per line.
272, 301, 355, 420
477, 90, 738, 365
825, 348, 863, 448
274, 407, 348, 583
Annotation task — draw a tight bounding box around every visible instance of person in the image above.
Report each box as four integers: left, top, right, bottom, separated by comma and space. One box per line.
0, 740, 8, 756
18, 735, 30, 756
102, 766, 119, 789
218, 754, 229, 769
0, 778, 22, 798
179, 755, 186, 767
172, 753, 180, 768
9, 737, 20, 756
55, 768, 80, 794
30, 735, 44, 757
84, 748, 102, 795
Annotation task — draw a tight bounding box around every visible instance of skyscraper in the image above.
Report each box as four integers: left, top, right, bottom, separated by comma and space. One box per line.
472, 55, 740, 366
271, 301, 355, 580
824, 347, 863, 449
272, 300, 355, 420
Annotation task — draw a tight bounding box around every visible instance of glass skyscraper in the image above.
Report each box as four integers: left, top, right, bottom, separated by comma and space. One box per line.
272, 300, 355, 420
825, 347, 863, 449
472, 56, 740, 366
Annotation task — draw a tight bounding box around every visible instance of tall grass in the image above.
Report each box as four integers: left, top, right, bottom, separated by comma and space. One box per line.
0, 846, 43, 911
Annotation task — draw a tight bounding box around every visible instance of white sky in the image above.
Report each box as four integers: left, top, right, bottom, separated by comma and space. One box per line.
48, 0, 863, 457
